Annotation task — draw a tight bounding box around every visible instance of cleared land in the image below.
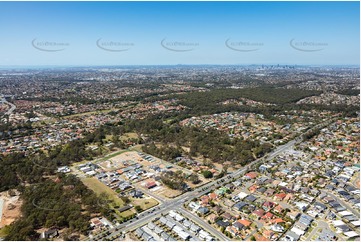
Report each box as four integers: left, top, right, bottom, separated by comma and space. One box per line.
120, 132, 139, 141
0, 191, 22, 229
81, 177, 125, 207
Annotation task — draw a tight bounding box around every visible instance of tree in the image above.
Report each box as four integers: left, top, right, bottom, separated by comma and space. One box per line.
202, 170, 213, 179
160, 170, 187, 190
5, 175, 103, 240
135, 206, 143, 213
189, 173, 201, 184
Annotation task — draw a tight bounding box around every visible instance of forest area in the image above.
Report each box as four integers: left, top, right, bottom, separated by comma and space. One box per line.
4, 175, 108, 241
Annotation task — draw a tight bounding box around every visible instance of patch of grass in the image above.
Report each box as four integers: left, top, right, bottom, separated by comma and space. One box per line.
104, 135, 113, 141
97, 149, 130, 163
0, 226, 10, 237
120, 132, 138, 141
131, 198, 158, 211
129, 145, 143, 152
119, 209, 135, 218
81, 177, 125, 207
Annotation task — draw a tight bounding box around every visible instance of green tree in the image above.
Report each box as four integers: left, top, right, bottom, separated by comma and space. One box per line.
202, 170, 213, 179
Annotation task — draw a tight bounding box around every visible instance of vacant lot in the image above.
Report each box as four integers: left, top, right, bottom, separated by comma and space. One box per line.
81, 177, 158, 218
98, 150, 155, 171
120, 132, 139, 141
81, 177, 125, 207
131, 197, 158, 211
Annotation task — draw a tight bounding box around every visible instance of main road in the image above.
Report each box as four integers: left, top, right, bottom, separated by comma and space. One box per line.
92, 119, 335, 241
92, 135, 300, 241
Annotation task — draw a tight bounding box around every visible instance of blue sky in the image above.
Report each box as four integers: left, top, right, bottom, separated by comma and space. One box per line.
0, 1, 359, 66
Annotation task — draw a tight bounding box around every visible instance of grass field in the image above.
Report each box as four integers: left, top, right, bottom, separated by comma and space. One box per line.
131, 197, 158, 211
129, 144, 143, 152
96, 149, 130, 163
120, 132, 139, 141
81, 177, 138, 218
119, 209, 135, 218
81, 177, 158, 219
81, 177, 125, 207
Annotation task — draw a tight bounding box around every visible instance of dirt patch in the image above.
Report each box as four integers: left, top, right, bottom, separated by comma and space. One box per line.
0, 190, 22, 228
98, 151, 154, 171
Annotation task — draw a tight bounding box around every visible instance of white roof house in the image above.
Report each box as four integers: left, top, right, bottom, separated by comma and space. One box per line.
351, 221, 360, 227
338, 211, 353, 217
238, 192, 248, 199
291, 227, 305, 236
169, 210, 177, 218
343, 231, 359, 238
332, 220, 345, 226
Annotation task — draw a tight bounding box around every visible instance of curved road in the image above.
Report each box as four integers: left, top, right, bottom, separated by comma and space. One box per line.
0, 95, 16, 116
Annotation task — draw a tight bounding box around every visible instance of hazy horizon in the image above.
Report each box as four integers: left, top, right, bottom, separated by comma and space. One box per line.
0, 1, 359, 66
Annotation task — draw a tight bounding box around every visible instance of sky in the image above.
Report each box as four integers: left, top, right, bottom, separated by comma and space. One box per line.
0, 1, 359, 66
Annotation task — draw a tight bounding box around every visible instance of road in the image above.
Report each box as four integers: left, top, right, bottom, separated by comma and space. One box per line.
91, 119, 335, 241
137, 186, 167, 204
305, 220, 329, 241
322, 190, 360, 217
178, 207, 230, 241
0, 95, 16, 116
92, 136, 299, 241
351, 172, 360, 189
